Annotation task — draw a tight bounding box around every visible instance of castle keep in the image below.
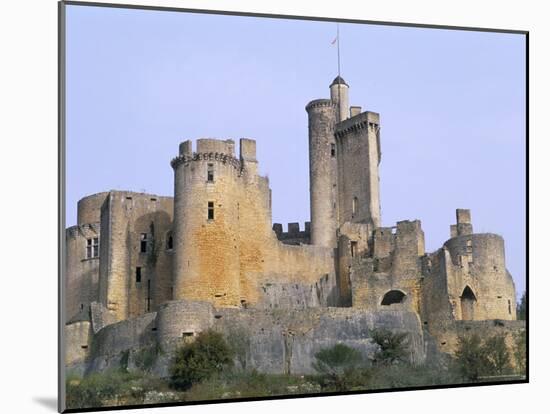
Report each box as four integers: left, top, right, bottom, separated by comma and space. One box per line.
65, 77, 521, 374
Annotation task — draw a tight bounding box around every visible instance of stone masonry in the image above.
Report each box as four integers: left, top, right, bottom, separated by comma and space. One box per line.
65, 76, 522, 373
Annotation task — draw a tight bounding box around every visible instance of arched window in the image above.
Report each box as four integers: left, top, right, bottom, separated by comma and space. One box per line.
460, 286, 477, 320
381, 290, 406, 305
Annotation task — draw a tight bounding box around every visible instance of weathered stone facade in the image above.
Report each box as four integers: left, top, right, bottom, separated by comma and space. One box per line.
65, 76, 521, 373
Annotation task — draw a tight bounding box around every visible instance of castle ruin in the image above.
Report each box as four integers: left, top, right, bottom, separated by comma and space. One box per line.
65, 77, 522, 375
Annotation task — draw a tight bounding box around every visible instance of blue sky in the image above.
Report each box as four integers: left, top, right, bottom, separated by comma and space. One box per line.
65, 5, 526, 298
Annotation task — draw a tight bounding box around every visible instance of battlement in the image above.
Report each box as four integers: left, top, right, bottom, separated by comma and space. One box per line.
396, 219, 422, 234
171, 138, 260, 170
334, 111, 380, 138
305, 99, 336, 111
273, 222, 311, 245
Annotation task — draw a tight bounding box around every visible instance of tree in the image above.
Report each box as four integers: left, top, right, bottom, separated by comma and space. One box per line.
482, 334, 512, 375
169, 330, 234, 391
454, 334, 486, 382
312, 343, 364, 391
513, 329, 526, 375
517, 292, 526, 320
370, 329, 409, 366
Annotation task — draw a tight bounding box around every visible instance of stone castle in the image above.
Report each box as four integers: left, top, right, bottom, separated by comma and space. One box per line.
65, 76, 522, 375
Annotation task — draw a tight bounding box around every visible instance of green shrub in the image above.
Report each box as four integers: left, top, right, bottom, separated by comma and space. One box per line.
65, 370, 144, 409
312, 343, 366, 391
454, 333, 513, 381
169, 330, 234, 391
517, 292, 526, 320
134, 344, 160, 372
482, 334, 512, 375
366, 363, 461, 390
370, 329, 409, 366
513, 329, 526, 375
454, 334, 486, 381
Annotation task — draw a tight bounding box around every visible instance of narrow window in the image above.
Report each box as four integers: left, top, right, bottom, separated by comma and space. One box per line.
86, 238, 92, 259
208, 201, 215, 220
207, 163, 214, 182
136, 267, 142, 283
92, 237, 99, 258
508, 299, 512, 315
140, 233, 148, 253
331, 143, 336, 157
146, 280, 151, 312
350, 241, 358, 257
166, 233, 173, 250
352, 197, 358, 216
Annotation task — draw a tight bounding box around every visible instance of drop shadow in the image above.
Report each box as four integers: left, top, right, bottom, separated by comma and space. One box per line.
33, 397, 57, 412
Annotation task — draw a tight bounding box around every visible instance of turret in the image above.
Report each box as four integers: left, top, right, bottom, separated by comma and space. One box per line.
305, 99, 338, 248
330, 76, 350, 122
171, 139, 242, 308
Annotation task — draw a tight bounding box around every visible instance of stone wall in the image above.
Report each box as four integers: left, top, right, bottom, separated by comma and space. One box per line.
429, 319, 525, 359
443, 233, 516, 321
172, 139, 336, 309
77, 192, 109, 225
81, 300, 426, 377
66, 224, 100, 322
65, 321, 92, 366
98, 191, 174, 322
272, 222, 311, 245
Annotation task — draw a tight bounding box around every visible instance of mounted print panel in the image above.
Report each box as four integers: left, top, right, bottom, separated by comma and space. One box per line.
59, 1, 527, 412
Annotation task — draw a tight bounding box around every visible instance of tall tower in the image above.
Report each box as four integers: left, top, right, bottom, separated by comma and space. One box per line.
306, 93, 338, 247
335, 110, 382, 229
171, 139, 242, 308
306, 76, 353, 248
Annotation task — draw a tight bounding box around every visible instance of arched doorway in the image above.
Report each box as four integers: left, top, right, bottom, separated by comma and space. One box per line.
460, 286, 477, 320
381, 290, 406, 306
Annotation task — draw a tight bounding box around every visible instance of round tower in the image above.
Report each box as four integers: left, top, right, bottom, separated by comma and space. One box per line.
306, 98, 338, 248
171, 139, 242, 308
444, 233, 516, 320
329, 76, 350, 122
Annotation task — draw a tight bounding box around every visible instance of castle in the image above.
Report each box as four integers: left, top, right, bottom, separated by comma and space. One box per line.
65, 76, 521, 375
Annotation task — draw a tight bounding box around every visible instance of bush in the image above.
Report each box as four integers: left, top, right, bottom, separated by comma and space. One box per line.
370, 329, 409, 366
65, 370, 145, 409
513, 329, 526, 375
454, 334, 486, 381
483, 334, 512, 375
312, 343, 366, 391
169, 330, 234, 391
454, 333, 513, 381
366, 363, 461, 390
517, 292, 526, 320
134, 344, 160, 372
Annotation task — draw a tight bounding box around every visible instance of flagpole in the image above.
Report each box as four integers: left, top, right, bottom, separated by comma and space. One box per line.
337, 23, 341, 79
337, 23, 341, 121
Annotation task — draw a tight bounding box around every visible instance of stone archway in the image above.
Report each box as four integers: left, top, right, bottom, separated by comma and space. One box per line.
460, 285, 477, 320
381, 290, 406, 306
